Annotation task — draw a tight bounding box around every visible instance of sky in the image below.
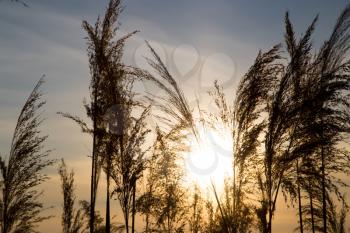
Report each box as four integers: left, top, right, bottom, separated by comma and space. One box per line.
0, 0, 350, 232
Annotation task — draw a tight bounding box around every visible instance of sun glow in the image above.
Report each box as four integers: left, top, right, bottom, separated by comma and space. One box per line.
184, 124, 233, 193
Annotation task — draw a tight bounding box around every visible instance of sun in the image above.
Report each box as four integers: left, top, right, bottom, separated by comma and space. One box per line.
184, 124, 233, 193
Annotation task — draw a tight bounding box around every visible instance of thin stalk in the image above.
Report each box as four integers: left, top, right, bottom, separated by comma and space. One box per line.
90, 92, 98, 233
321, 117, 326, 233
309, 182, 315, 233
212, 182, 231, 233
267, 149, 273, 233
321, 144, 326, 233
264, 147, 272, 233
131, 182, 136, 233
3, 180, 8, 233
105, 151, 111, 233
232, 153, 236, 221
119, 134, 129, 233
296, 159, 303, 233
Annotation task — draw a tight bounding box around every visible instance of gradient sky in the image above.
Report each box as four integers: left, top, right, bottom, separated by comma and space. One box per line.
1, 0, 350, 232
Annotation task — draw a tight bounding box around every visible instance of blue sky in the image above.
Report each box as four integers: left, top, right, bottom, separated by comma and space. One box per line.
0, 0, 350, 232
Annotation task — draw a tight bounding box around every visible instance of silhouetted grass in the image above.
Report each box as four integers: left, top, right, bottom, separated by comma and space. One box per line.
0, 78, 53, 233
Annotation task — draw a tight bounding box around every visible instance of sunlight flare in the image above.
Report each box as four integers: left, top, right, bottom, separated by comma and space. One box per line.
184, 124, 233, 193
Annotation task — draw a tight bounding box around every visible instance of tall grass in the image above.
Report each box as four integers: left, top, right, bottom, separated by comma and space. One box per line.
0, 78, 53, 233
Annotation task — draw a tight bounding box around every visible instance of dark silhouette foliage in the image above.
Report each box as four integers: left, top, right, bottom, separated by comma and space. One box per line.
58, 0, 139, 232
0, 78, 53, 233
59, 159, 85, 233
